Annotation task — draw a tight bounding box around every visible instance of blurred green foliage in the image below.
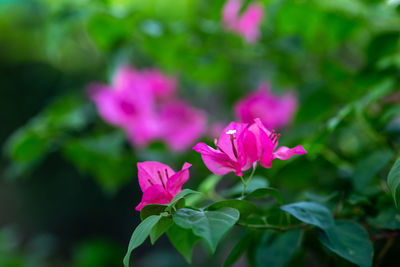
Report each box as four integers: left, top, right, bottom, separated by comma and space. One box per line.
1, 0, 400, 266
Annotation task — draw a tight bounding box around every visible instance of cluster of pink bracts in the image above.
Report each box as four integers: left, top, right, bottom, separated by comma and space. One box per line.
136, 118, 306, 210
88, 65, 206, 152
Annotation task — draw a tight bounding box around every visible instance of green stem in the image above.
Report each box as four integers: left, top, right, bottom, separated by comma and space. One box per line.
240, 163, 258, 200
246, 163, 258, 186
241, 183, 247, 200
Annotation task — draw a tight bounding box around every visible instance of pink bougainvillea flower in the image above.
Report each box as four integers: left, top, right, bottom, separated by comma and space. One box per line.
136, 161, 192, 211
234, 82, 298, 129
193, 122, 258, 176
89, 64, 207, 150
249, 118, 307, 168
88, 65, 159, 146
141, 69, 177, 100
159, 100, 207, 152
222, 0, 264, 43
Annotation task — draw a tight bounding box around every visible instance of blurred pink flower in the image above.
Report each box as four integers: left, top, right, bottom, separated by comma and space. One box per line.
159, 100, 207, 152
136, 161, 191, 211
88, 66, 159, 146
249, 118, 307, 168
89, 64, 207, 150
234, 82, 298, 129
222, 0, 264, 43
193, 122, 259, 176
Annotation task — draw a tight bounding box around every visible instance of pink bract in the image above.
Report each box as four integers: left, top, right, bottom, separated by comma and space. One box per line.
193, 122, 259, 176
234, 82, 298, 129
136, 161, 192, 211
222, 0, 264, 43
159, 100, 207, 152
248, 118, 307, 168
141, 69, 177, 100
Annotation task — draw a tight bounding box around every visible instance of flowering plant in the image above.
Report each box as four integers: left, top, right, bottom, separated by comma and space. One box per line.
124, 119, 312, 266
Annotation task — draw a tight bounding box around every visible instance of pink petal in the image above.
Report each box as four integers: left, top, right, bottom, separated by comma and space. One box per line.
237, 3, 264, 43
135, 185, 172, 211
87, 83, 126, 126
137, 161, 175, 192
234, 82, 298, 130
273, 145, 307, 160
237, 128, 259, 170
249, 118, 274, 168
192, 142, 237, 175
141, 69, 177, 100
125, 116, 160, 147
222, 0, 242, 30
159, 100, 206, 152
166, 162, 192, 196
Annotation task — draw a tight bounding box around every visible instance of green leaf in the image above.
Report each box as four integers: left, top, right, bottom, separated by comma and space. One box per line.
387, 156, 400, 207
173, 208, 240, 253
318, 220, 373, 267
353, 150, 393, 191
222, 176, 269, 197
166, 224, 201, 263
140, 204, 167, 221
368, 207, 400, 230
206, 199, 257, 220
167, 189, 201, 210
256, 230, 301, 267
123, 215, 162, 267
150, 216, 173, 244
281, 202, 334, 230
245, 187, 283, 204
223, 234, 252, 267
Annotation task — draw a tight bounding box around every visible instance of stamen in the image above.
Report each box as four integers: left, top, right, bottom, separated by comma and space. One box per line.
269, 129, 275, 138
157, 170, 166, 189
165, 169, 169, 179
230, 134, 239, 159
217, 145, 227, 154
148, 179, 154, 186
226, 129, 237, 135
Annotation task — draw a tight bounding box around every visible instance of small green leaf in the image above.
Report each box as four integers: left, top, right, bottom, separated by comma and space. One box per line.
387, 156, 400, 207
167, 189, 201, 210
140, 204, 167, 221
245, 187, 283, 204
256, 230, 301, 267
318, 220, 373, 267
223, 234, 252, 267
166, 224, 201, 263
150, 216, 173, 244
281, 202, 334, 230
123, 215, 162, 267
206, 199, 257, 220
353, 150, 393, 191
368, 207, 400, 230
173, 208, 240, 253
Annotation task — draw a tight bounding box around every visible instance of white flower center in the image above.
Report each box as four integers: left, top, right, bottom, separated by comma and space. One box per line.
226, 129, 237, 135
